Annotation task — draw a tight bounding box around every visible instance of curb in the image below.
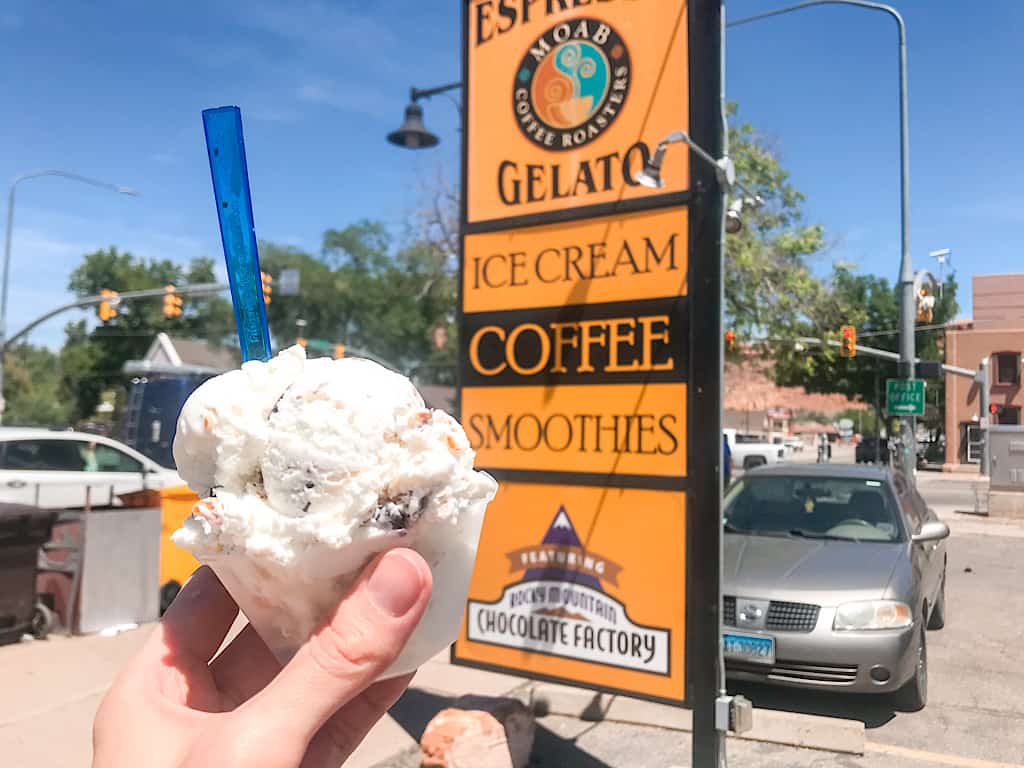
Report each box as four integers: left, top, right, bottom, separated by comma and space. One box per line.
521, 682, 866, 756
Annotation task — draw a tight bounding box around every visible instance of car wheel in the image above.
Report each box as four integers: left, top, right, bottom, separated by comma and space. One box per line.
928, 569, 947, 630
743, 456, 766, 470
31, 602, 56, 639
160, 581, 182, 616
896, 626, 928, 712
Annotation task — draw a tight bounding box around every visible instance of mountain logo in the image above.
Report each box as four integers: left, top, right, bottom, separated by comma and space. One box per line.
506, 505, 622, 592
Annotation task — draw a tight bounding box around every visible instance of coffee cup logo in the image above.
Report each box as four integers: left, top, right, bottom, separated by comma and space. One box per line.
513, 18, 631, 151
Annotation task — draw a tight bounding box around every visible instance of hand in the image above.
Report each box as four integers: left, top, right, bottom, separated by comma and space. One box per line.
93, 549, 432, 767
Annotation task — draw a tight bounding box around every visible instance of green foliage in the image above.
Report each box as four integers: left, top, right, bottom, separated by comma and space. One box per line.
62, 247, 234, 420
1, 343, 72, 426
772, 268, 960, 413
726, 105, 825, 337
259, 221, 457, 383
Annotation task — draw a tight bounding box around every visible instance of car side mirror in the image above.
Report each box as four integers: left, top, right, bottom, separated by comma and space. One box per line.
912, 521, 950, 544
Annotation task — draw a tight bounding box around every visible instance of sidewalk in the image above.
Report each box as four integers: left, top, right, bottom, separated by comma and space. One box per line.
0, 624, 864, 768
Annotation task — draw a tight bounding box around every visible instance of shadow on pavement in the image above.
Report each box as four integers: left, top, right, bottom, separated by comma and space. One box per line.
389, 689, 613, 768
728, 681, 899, 729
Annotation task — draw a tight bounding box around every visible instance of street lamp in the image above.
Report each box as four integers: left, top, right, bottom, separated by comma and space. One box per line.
727, 0, 916, 480
386, 82, 462, 149
0, 170, 138, 421
635, 129, 762, 232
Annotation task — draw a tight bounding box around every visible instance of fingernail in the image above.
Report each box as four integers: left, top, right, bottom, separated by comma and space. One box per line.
367, 550, 424, 617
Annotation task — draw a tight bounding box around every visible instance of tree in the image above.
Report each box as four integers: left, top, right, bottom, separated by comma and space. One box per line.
63, 247, 235, 420
772, 267, 960, 418
1, 342, 72, 426
258, 221, 457, 383
725, 105, 826, 338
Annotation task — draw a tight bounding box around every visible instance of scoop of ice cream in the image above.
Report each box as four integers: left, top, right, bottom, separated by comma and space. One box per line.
171, 345, 496, 676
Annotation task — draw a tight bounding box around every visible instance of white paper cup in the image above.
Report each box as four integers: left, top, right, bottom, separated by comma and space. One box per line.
197, 486, 491, 680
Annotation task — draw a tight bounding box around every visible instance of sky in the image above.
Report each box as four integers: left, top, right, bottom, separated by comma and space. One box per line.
0, 0, 1020, 349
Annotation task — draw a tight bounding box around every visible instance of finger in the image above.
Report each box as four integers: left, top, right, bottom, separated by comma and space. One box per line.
300, 673, 414, 768
236, 548, 431, 744
210, 624, 282, 707
148, 566, 239, 666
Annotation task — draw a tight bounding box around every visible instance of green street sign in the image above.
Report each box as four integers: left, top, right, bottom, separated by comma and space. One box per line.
886, 379, 925, 416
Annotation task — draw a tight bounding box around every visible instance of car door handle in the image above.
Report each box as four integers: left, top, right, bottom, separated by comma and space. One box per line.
6, 480, 26, 488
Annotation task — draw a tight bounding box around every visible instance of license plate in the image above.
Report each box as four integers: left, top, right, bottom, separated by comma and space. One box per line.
723, 632, 775, 664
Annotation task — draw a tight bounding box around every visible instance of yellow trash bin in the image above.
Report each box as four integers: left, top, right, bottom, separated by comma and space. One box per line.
159, 485, 200, 610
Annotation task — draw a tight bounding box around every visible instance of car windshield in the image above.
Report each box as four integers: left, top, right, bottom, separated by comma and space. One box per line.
724, 475, 902, 543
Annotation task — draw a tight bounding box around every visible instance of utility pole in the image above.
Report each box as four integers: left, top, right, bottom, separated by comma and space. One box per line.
875, 368, 883, 464
728, 1, 915, 481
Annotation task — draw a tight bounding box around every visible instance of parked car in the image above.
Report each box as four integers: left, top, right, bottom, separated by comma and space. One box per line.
0, 428, 182, 509
724, 429, 786, 470
855, 436, 890, 464
722, 464, 949, 710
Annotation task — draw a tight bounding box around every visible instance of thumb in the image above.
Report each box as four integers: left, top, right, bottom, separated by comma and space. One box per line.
238, 548, 432, 745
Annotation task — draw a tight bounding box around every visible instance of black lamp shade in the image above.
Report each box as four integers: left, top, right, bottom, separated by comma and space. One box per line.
387, 102, 440, 149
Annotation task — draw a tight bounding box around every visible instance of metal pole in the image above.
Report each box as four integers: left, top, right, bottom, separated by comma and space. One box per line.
727, 1, 914, 481
893, 11, 916, 483
0, 182, 17, 422
875, 367, 882, 464
979, 357, 991, 476
0, 170, 137, 423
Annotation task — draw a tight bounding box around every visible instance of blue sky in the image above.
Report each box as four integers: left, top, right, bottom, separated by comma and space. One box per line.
0, 0, 1019, 349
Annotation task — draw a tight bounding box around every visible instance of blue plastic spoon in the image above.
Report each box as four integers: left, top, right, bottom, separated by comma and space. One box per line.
202, 106, 272, 363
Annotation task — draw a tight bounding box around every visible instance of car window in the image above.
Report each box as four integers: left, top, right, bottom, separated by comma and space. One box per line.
91, 443, 144, 473
724, 475, 902, 542
0, 439, 86, 471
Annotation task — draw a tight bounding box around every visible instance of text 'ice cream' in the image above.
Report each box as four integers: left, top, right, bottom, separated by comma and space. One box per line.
171, 345, 497, 677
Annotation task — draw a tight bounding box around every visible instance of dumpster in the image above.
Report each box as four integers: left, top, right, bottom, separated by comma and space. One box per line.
0, 503, 58, 645
159, 485, 200, 612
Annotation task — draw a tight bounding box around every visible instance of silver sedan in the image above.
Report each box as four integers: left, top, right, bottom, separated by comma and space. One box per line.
722, 464, 949, 710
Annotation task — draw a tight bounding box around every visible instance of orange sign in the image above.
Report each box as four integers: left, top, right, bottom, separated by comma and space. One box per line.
456, 482, 687, 700
463, 208, 688, 313
466, 0, 690, 223
462, 383, 686, 476
455, 0, 695, 705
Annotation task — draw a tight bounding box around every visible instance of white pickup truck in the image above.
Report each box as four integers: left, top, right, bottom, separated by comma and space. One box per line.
724, 429, 787, 470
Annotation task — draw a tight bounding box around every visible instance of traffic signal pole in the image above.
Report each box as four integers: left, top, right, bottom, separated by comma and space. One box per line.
0, 282, 225, 350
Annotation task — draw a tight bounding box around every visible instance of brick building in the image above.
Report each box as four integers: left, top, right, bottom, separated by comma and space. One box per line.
944, 274, 1024, 468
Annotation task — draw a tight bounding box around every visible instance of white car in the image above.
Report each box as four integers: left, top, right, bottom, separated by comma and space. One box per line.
0, 428, 182, 509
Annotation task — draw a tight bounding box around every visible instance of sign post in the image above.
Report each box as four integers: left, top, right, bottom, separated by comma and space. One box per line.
455, 1, 723, 761
886, 378, 925, 416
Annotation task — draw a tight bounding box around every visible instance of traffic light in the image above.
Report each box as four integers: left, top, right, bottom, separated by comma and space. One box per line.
334, 344, 346, 359
163, 285, 183, 318
840, 325, 856, 358
260, 271, 273, 305
725, 329, 736, 352
296, 337, 306, 348
98, 289, 118, 322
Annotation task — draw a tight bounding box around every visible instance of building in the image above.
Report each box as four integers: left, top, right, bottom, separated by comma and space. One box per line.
944, 274, 1024, 469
